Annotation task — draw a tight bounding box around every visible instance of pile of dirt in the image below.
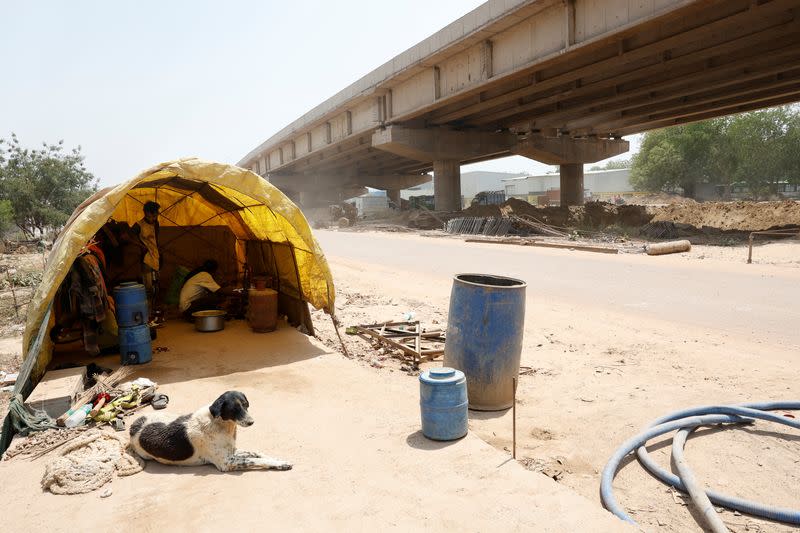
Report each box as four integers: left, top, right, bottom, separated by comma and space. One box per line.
461, 199, 652, 229
457, 198, 800, 233
625, 193, 697, 206
650, 200, 800, 232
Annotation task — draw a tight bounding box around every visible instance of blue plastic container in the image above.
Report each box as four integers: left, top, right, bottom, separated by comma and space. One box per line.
443, 274, 526, 411
119, 324, 152, 365
113, 282, 148, 327
419, 367, 468, 441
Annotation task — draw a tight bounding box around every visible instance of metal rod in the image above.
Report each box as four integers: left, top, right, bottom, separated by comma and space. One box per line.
747, 228, 799, 264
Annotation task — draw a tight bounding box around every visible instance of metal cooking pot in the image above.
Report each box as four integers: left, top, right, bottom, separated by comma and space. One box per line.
192, 310, 225, 332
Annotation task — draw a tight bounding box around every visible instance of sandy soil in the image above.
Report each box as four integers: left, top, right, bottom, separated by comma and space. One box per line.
314, 230, 800, 533
0, 252, 43, 416
651, 200, 800, 231
1, 229, 798, 531
1, 322, 629, 532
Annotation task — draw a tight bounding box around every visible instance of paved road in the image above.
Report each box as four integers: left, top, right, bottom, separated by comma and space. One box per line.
317, 231, 800, 347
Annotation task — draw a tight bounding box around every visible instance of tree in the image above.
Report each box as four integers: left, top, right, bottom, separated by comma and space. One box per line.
630, 119, 725, 198
630, 106, 800, 199
725, 107, 800, 199
590, 159, 630, 171
0, 134, 97, 237
0, 200, 13, 239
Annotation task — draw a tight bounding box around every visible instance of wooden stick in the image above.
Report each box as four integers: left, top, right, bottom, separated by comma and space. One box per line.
7, 271, 19, 320
357, 326, 419, 360
415, 326, 421, 366
89, 396, 107, 418
466, 238, 618, 254
512, 377, 517, 460
331, 315, 350, 357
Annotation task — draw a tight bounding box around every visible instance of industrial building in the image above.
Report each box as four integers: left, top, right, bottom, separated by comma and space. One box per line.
503, 168, 633, 206
401, 171, 525, 208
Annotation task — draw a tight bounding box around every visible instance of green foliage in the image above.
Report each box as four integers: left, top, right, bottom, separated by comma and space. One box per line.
589, 159, 630, 171
0, 199, 13, 238
630, 106, 800, 198
0, 134, 97, 237
725, 107, 800, 199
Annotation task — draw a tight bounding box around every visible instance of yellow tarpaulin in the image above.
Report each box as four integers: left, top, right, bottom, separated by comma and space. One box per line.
22, 158, 334, 380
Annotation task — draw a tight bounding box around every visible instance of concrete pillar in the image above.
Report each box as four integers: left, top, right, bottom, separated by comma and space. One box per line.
559, 163, 584, 206
386, 189, 401, 208
433, 159, 462, 211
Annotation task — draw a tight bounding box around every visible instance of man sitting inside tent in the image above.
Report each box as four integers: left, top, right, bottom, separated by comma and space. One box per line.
179, 260, 235, 320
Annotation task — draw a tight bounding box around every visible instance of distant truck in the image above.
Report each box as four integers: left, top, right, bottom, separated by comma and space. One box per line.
471, 191, 505, 206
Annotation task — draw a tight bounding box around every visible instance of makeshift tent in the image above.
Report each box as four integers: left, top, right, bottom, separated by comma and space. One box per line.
1, 158, 334, 452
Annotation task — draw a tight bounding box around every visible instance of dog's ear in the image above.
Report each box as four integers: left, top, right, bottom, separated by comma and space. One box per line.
209, 396, 225, 419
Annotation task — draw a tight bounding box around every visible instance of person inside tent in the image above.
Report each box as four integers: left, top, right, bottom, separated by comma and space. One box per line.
133, 201, 161, 323
179, 260, 236, 320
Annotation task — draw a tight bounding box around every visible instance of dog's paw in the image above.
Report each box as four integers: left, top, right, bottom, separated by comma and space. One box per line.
274, 461, 293, 471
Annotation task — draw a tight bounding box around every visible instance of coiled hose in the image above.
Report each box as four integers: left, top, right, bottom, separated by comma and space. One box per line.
600, 402, 800, 531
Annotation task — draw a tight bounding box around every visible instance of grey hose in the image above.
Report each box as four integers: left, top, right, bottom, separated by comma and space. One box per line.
672, 428, 728, 533
601, 402, 800, 529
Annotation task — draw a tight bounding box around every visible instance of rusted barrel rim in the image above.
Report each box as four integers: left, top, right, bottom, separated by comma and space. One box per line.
453, 273, 527, 289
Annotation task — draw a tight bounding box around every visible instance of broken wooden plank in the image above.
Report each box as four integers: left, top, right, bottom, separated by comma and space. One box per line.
356, 320, 446, 365
465, 238, 532, 246
527, 241, 618, 254
466, 238, 617, 254
356, 326, 419, 360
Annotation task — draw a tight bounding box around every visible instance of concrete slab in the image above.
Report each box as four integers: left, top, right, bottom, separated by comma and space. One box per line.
1, 321, 629, 532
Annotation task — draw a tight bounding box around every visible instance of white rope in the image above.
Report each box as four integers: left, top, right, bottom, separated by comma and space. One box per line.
41, 429, 143, 495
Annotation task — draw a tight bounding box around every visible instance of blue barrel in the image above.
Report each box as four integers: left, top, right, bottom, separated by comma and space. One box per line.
443, 274, 526, 411
419, 367, 468, 441
119, 325, 152, 365
113, 282, 148, 327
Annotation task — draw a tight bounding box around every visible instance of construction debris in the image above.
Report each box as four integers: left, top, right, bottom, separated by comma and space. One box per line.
354, 321, 445, 366
0, 371, 18, 386
640, 221, 679, 240
445, 216, 513, 236
747, 228, 800, 263
645, 240, 692, 256
509, 214, 569, 238
465, 238, 619, 254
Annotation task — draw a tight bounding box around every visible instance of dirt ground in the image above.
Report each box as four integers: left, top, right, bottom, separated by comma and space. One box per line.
0, 252, 43, 416
313, 231, 800, 533
1, 197, 799, 531
1, 321, 630, 532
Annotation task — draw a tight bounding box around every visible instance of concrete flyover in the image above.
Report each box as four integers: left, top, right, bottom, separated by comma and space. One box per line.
240, 0, 800, 209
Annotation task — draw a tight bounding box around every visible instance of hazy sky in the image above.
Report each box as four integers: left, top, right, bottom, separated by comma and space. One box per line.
1, 1, 634, 187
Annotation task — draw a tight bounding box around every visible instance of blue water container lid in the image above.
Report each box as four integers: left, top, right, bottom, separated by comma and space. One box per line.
419, 367, 465, 385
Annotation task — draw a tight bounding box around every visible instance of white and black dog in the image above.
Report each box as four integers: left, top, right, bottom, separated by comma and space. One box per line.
129, 391, 292, 472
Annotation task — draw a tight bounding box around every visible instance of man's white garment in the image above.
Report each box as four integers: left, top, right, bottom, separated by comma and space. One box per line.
179, 272, 221, 312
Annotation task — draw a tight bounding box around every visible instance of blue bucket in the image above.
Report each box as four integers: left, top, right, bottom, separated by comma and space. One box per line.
443, 273, 526, 411
113, 282, 148, 327
119, 324, 152, 365
419, 367, 468, 441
